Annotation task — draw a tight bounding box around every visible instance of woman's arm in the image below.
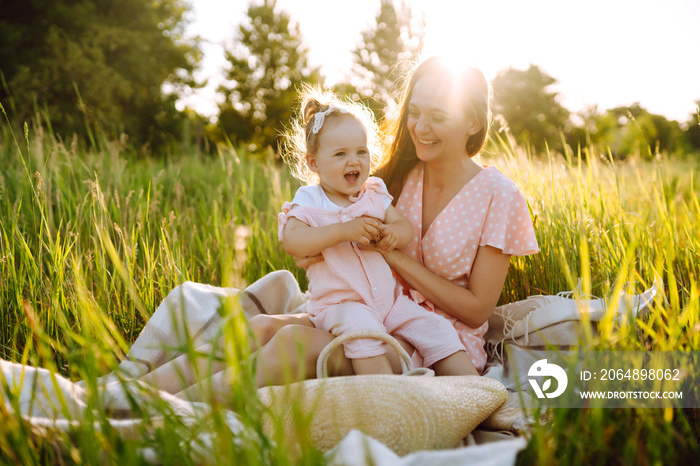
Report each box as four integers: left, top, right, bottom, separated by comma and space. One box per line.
283, 216, 383, 258
382, 245, 511, 328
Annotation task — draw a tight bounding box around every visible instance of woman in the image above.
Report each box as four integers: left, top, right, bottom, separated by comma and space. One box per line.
130, 56, 539, 396
240, 56, 539, 388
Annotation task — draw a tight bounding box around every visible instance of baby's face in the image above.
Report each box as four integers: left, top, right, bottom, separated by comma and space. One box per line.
308, 115, 370, 201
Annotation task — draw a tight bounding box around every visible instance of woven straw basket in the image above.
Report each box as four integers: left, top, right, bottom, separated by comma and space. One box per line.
257, 330, 507, 455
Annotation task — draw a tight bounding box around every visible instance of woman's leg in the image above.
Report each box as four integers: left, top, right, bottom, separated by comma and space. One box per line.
172, 324, 338, 401
137, 340, 226, 393
254, 324, 349, 387
174, 324, 416, 402
253, 324, 416, 387
248, 313, 315, 351
116, 270, 306, 381
138, 313, 313, 394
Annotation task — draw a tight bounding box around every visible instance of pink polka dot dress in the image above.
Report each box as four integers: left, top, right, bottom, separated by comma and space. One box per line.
396, 163, 539, 373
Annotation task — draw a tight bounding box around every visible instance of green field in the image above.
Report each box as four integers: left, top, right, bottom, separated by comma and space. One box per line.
1, 119, 698, 463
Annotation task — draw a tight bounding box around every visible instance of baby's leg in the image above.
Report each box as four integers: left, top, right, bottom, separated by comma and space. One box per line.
385, 296, 477, 376
351, 354, 393, 375
432, 351, 477, 376
314, 302, 393, 375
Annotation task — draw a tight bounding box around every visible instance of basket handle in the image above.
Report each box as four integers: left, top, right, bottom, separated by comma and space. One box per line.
316, 330, 420, 379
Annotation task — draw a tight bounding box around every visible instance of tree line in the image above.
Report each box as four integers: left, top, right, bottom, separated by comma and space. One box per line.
0, 0, 198, 151
1, 0, 698, 158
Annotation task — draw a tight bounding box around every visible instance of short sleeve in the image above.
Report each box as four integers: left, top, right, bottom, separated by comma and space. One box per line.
363, 176, 393, 210
278, 202, 296, 241
480, 183, 539, 256
278, 186, 320, 241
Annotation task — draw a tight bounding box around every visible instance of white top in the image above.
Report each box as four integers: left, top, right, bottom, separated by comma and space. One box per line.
290, 178, 393, 211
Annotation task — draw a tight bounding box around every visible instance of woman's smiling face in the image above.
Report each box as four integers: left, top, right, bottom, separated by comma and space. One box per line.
407, 75, 480, 164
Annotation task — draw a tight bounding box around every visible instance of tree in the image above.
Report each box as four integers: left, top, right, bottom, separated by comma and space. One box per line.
604, 104, 685, 157
217, 0, 321, 152
346, 0, 423, 119
567, 103, 690, 158
566, 105, 613, 150
491, 65, 570, 152
683, 101, 700, 154
0, 0, 200, 151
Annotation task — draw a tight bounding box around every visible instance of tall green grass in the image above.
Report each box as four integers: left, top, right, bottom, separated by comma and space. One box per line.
0, 114, 698, 463
0, 115, 314, 464
487, 133, 700, 465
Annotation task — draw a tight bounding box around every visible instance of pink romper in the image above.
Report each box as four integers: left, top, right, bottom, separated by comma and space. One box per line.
396, 164, 539, 372
278, 177, 466, 366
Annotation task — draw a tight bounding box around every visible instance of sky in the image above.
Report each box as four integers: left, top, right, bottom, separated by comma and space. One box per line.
180, 0, 700, 123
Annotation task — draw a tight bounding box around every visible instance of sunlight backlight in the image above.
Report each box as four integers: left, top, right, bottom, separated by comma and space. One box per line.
184, 0, 700, 122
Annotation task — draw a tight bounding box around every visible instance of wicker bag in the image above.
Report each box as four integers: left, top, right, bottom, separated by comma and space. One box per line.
257, 330, 507, 455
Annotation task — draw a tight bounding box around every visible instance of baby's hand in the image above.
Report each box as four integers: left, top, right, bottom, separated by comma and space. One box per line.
343, 217, 383, 245
377, 224, 399, 251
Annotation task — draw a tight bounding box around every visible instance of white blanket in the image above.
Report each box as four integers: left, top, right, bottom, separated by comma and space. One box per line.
1, 271, 658, 464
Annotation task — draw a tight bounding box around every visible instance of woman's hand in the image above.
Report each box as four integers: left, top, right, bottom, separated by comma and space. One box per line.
357, 242, 402, 265
293, 254, 324, 269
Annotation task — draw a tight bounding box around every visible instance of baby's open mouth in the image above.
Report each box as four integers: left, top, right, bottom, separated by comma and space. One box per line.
344, 171, 360, 183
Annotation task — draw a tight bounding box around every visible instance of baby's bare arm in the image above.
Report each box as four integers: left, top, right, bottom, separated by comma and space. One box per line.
283, 218, 343, 257
283, 216, 382, 257
381, 205, 414, 250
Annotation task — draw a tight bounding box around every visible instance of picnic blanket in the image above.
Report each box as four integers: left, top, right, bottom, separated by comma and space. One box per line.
0, 270, 659, 464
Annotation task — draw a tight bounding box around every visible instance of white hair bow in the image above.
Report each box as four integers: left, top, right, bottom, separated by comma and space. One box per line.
311, 107, 348, 134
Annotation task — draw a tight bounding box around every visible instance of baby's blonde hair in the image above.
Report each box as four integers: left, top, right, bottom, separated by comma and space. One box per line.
282, 85, 384, 185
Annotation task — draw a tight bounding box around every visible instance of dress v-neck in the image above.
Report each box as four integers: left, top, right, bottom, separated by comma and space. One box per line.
419, 163, 489, 241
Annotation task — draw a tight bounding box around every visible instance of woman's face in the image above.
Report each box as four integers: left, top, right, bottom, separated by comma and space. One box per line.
407, 75, 480, 164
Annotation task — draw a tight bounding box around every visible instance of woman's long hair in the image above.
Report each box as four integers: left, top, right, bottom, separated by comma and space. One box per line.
376, 57, 492, 201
